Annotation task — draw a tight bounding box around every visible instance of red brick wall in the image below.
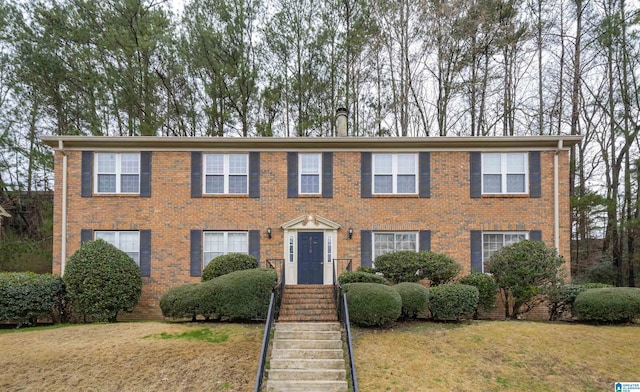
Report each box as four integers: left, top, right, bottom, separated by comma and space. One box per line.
52, 149, 571, 320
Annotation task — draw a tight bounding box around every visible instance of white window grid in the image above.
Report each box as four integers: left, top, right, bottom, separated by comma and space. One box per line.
327, 235, 332, 263
289, 235, 295, 263
95, 153, 140, 194
481, 153, 528, 194
481, 232, 528, 270
94, 231, 140, 265
203, 154, 248, 194
372, 154, 418, 194
299, 153, 322, 194
372, 232, 418, 262
203, 231, 248, 267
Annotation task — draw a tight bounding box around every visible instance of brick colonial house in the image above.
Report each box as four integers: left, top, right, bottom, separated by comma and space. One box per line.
42, 135, 581, 319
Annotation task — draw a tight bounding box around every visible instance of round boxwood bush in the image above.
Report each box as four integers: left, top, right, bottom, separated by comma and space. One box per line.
64, 239, 142, 322
0, 272, 66, 327
200, 268, 277, 321
423, 253, 462, 286
429, 284, 479, 321
374, 251, 430, 283
393, 282, 429, 319
338, 271, 388, 285
459, 273, 498, 312
573, 287, 640, 323
159, 283, 204, 321
343, 283, 401, 327
202, 253, 258, 281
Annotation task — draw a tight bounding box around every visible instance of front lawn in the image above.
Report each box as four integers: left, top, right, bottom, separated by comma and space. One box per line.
0, 322, 262, 391
354, 320, 640, 392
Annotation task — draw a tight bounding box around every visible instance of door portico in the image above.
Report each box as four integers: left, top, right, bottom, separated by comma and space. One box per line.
281, 214, 340, 285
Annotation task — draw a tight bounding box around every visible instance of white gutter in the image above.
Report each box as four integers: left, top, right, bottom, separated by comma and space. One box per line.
59, 140, 68, 275
554, 139, 563, 251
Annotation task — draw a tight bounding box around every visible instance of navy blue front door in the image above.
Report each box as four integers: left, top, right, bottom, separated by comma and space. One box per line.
298, 232, 324, 284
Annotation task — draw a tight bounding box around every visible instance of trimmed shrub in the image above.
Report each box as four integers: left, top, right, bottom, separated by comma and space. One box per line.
393, 282, 429, 319
547, 283, 616, 321
343, 283, 401, 327
0, 272, 66, 327
573, 287, 640, 323
423, 253, 462, 286
429, 284, 479, 321
202, 253, 258, 282
64, 239, 142, 322
200, 268, 277, 321
374, 251, 430, 283
357, 266, 376, 274
486, 240, 564, 319
159, 283, 204, 321
339, 271, 388, 285
459, 273, 498, 312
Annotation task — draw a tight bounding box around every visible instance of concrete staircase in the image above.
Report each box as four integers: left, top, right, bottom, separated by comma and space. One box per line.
278, 285, 337, 322
266, 322, 348, 392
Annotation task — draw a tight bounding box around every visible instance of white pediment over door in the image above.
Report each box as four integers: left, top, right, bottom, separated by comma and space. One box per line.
280, 214, 341, 231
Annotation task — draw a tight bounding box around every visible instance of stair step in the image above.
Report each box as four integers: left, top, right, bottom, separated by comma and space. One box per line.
266, 380, 348, 392
278, 314, 338, 322
267, 368, 346, 381
270, 358, 345, 370
270, 348, 344, 360
275, 322, 341, 332
273, 339, 343, 350
274, 330, 341, 341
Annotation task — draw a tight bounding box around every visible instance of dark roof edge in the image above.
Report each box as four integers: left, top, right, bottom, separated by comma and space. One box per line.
41, 135, 583, 150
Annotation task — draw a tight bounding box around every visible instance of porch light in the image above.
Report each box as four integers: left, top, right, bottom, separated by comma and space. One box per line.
266, 227, 272, 239
348, 227, 353, 239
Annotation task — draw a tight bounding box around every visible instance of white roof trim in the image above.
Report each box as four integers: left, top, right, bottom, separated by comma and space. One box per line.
280, 214, 342, 230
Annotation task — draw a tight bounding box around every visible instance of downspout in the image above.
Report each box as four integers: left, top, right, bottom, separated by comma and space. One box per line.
554, 139, 563, 251
59, 140, 68, 275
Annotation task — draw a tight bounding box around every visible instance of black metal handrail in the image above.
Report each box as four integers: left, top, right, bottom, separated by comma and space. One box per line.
332, 261, 359, 392
254, 259, 285, 392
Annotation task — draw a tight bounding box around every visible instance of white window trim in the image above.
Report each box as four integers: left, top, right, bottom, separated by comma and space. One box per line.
93, 231, 140, 265
481, 231, 529, 271
203, 154, 249, 195
94, 153, 140, 194
298, 153, 322, 194
372, 231, 419, 265
372, 153, 418, 195
288, 235, 295, 263
202, 231, 249, 267
481, 152, 528, 195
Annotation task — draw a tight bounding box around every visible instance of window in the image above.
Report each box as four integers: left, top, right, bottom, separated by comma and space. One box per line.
373, 154, 417, 194
94, 231, 140, 265
299, 153, 321, 194
373, 232, 417, 260
204, 154, 248, 194
482, 232, 527, 264
95, 153, 140, 194
327, 235, 333, 263
482, 153, 527, 194
203, 231, 248, 266
289, 235, 295, 263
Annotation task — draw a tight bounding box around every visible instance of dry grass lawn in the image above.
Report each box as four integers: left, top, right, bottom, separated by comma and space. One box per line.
0, 322, 263, 392
354, 320, 640, 392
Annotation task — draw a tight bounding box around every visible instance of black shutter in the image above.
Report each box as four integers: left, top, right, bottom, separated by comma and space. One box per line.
80, 229, 93, 245
249, 230, 260, 261
249, 152, 260, 198
81, 151, 93, 197
360, 230, 372, 268
529, 151, 541, 198
190, 230, 202, 277
470, 152, 481, 198
322, 152, 333, 198
529, 230, 542, 242
470, 230, 483, 272
191, 152, 202, 198
139, 230, 151, 277
419, 152, 431, 198
361, 152, 372, 198
140, 151, 152, 197
419, 230, 431, 252
287, 152, 298, 198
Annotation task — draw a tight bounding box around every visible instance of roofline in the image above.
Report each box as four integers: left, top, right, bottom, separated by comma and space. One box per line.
41, 135, 583, 151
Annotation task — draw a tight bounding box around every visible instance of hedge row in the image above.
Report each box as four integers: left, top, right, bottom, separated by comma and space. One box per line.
0, 272, 65, 327
573, 287, 640, 323
160, 268, 277, 321
373, 251, 462, 284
